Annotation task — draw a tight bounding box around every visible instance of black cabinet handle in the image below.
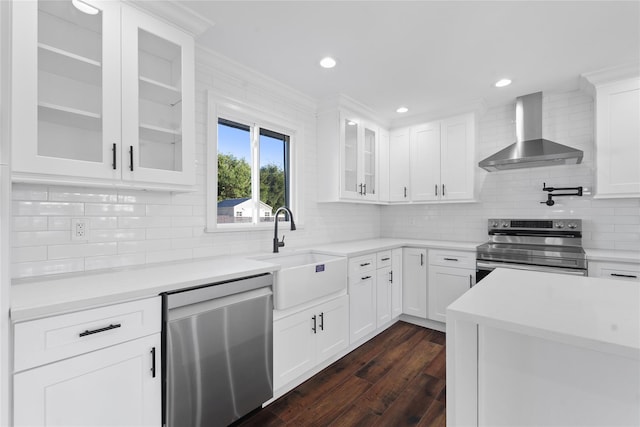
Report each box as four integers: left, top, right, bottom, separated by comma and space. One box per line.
435, 184, 438, 196
312, 315, 317, 334
360, 262, 370, 267
389, 271, 393, 283
129, 146, 134, 171
361, 275, 371, 280
444, 258, 459, 262
611, 273, 638, 279
381, 257, 390, 261
420, 253, 424, 266
79, 323, 121, 337
151, 347, 156, 377
319, 312, 324, 331
469, 274, 473, 288
404, 186, 407, 198
112, 143, 117, 170
442, 184, 446, 196
363, 183, 367, 196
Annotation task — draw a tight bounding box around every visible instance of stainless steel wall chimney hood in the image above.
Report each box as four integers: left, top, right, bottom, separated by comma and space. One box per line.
479, 92, 583, 172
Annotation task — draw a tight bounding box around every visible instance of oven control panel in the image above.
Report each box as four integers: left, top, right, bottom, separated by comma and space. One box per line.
488, 219, 582, 232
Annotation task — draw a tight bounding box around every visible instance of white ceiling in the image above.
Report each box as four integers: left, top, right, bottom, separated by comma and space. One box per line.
181, 1, 640, 123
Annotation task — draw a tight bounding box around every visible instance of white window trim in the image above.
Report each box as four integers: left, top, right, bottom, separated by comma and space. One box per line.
206, 91, 304, 232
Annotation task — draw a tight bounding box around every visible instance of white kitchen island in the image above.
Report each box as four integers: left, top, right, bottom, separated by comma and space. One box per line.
447, 268, 640, 427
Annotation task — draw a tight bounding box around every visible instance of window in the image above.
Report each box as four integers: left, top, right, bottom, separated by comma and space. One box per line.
207, 94, 300, 231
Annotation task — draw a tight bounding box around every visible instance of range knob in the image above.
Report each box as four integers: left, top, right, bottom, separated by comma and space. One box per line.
567, 222, 577, 229
555, 222, 564, 229
502, 221, 509, 228
491, 221, 499, 228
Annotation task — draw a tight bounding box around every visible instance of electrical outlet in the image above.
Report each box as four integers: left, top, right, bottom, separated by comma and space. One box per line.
71, 218, 88, 241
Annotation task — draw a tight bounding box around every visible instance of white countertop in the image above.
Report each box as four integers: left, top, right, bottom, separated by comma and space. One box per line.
584, 248, 640, 263
448, 268, 640, 360
11, 237, 480, 322
311, 238, 481, 257
11, 256, 279, 322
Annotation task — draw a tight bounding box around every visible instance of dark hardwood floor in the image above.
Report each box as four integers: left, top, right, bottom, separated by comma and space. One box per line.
237, 321, 446, 427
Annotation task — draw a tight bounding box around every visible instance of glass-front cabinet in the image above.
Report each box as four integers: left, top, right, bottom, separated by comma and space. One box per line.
338, 111, 378, 201
11, 0, 194, 190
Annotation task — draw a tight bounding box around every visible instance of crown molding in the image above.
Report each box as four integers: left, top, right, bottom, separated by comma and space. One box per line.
580, 62, 640, 94
123, 0, 214, 36
389, 98, 487, 129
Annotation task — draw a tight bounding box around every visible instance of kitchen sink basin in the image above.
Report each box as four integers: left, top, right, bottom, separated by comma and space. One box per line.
256, 251, 347, 310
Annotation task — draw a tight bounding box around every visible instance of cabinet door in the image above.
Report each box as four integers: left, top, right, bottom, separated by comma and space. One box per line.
595, 78, 640, 197
349, 272, 377, 343
273, 308, 316, 390
360, 121, 378, 201
316, 295, 349, 364
12, 0, 121, 180
339, 112, 362, 200
440, 113, 475, 201
588, 261, 640, 282
121, 5, 195, 186
410, 122, 441, 201
389, 128, 411, 202
391, 248, 403, 318
376, 266, 392, 328
402, 248, 427, 318
428, 266, 474, 323
14, 333, 161, 427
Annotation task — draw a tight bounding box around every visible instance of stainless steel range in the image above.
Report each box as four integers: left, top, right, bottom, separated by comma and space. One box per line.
476, 218, 587, 282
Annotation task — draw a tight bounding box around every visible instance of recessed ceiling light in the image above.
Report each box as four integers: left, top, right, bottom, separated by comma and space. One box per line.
396, 106, 409, 113
495, 78, 512, 88
319, 57, 337, 69
72, 0, 100, 15
347, 121, 356, 126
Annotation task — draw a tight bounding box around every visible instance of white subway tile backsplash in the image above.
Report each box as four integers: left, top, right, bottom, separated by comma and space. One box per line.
48, 217, 71, 230
89, 229, 146, 243
118, 239, 171, 254
13, 201, 84, 216
146, 248, 193, 264
48, 242, 118, 260
85, 253, 146, 271
117, 216, 171, 229
12, 184, 48, 201
12, 258, 84, 279
146, 204, 192, 217
13, 216, 47, 231
48, 186, 118, 203
13, 231, 70, 247
12, 246, 47, 263
85, 203, 146, 217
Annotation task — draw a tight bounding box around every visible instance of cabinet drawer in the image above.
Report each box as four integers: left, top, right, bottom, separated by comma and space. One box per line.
589, 261, 640, 282
429, 250, 475, 269
377, 251, 392, 269
349, 253, 377, 278
14, 297, 161, 373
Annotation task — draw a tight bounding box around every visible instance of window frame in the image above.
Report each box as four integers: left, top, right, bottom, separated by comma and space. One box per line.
206, 91, 303, 232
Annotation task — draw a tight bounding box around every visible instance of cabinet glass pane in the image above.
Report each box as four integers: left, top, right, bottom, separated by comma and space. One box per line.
137, 29, 183, 172
364, 127, 376, 195
344, 119, 358, 193
37, 1, 103, 162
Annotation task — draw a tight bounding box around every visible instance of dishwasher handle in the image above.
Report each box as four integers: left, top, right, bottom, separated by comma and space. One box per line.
167, 286, 272, 321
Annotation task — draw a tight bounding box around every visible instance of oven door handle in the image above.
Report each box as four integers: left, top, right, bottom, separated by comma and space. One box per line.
476, 261, 586, 276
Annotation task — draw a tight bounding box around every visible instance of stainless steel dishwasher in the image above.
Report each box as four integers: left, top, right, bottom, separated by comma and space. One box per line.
162, 273, 273, 427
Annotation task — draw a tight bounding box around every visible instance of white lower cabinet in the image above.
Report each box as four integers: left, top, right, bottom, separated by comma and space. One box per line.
402, 248, 428, 318
13, 297, 162, 427
349, 266, 377, 342
14, 334, 161, 427
428, 250, 475, 323
273, 295, 348, 390
376, 265, 392, 328
391, 248, 403, 318
588, 260, 640, 282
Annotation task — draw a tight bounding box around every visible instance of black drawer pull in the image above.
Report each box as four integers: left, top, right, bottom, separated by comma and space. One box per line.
112, 143, 117, 170
79, 323, 121, 337
611, 273, 638, 279
312, 315, 317, 334
360, 262, 370, 267
444, 257, 459, 262
319, 312, 324, 331
361, 275, 372, 280
381, 257, 390, 261
129, 146, 134, 171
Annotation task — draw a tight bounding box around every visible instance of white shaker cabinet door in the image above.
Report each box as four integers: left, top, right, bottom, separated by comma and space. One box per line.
376, 266, 392, 328
315, 295, 349, 364
428, 265, 474, 323
410, 122, 441, 202
440, 113, 475, 201
391, 248, 403, 319
402, 248, 427, 318
349, 273, 377, 343
273, 307, 316, 390
14, 333, 161, 427
388, 127, 411, 202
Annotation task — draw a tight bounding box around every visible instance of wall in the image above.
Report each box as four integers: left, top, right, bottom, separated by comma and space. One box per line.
381, 90, 640, 251
10, 48, 381, 279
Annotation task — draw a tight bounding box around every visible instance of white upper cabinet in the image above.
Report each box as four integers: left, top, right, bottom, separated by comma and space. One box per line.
317, 97, 386, 203
388, 127, 411, 202
11, 0, 195, 190
591, 77, 640, 198
386, 112, 476, 204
